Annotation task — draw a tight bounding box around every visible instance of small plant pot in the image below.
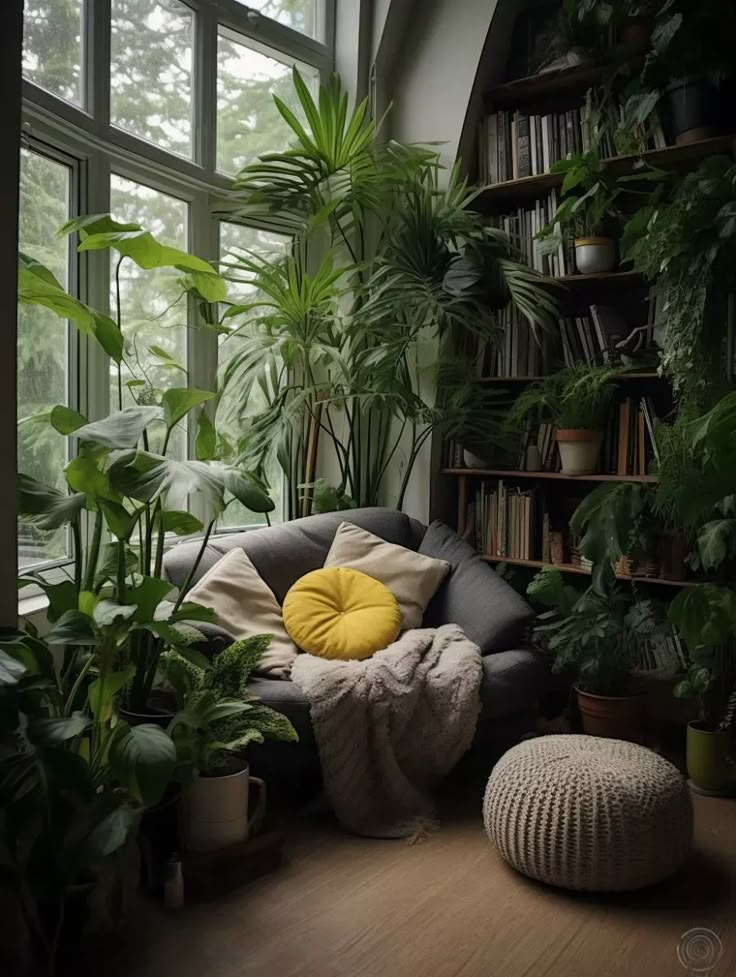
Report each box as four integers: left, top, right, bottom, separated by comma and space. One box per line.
463, 448, 487, 469
118, 690, 176, 729
574, 237, 617, 275
180, 765, 266, 854
686, 722, 733, 795
665, 76, 717, 146
576, 687, 646, 743
555, 428, 603, 475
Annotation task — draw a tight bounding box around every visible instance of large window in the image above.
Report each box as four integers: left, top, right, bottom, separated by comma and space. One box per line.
19, 0, 334, 573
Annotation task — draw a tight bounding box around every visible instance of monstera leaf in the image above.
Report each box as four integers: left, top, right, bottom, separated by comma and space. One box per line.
17, 474, 86, 529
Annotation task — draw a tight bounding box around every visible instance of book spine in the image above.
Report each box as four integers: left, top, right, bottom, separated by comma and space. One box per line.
511, 113, 519, 181
488, 113, 499, 185
498, 110, 507, 182
518, 113, 531, 178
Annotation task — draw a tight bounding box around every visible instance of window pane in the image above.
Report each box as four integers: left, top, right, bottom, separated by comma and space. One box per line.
217, 222, 288, 526
22, 0, 84, 106
235, 0, 324, 40
217, 28, 320, 176
111, 0, 194, 158
18, 150, 72, 568
110, 175, 189, 457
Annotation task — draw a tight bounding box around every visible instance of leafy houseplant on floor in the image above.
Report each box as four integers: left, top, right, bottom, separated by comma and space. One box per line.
528, 567, 659, 742
536, 150, 621, 274
217, 68, 559, 516
166, 636, 298, 853
507, 365, 619, 475
0, 632, 177, 976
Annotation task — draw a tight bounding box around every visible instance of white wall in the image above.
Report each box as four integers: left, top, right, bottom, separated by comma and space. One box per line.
371, 0, 501, 522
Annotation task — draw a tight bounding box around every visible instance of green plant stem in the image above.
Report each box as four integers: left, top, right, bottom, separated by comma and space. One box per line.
397, 424, 434, 511
114, 255, 125, 412
171, 520, 216, 614
64, 652, 95, 716
82, 512, 103, 593
71, 517, 83, 591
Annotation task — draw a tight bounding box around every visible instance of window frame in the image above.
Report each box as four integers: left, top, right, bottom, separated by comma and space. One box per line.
18, 0, 331, 582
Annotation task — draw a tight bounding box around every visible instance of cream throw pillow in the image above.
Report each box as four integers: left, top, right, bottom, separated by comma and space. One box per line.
187, 548, 297, 678
324, 522, 451, 630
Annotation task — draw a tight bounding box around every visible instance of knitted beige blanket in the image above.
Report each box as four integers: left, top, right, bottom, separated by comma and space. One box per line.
290, 624, 483, 839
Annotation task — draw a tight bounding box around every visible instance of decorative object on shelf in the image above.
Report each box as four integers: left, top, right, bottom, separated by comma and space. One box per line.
167, 636, 297, 854
527, 566, 660, 742
507, 364, 619, 475
574, 235, 617, 274
222, 69, 558, 515
483, 735, 693, 891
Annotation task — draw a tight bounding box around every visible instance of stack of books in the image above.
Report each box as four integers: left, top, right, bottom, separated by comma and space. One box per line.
634, 630, 688, 674
488, 192, 571, 276
470, 480, 545, 560
558, 305, 631, 367
478, 108, 589, 184
600, 396, 659, 476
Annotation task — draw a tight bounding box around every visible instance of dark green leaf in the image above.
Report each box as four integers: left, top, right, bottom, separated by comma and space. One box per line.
195, 409, 217, 461
88, 665, 135, 721
50, 405, 88, 435
160, 510, 204, 536
93, 600, 138, 628
0, 649, 26, 687
47, 610, 98, 646
17, 474, 86, 530
31, 712, 90, 744
162, 388, 216, 429
109, 723, 176, 807
87, 803, 139, 858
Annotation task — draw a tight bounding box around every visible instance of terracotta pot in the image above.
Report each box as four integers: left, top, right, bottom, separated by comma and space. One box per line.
576, 687, 646, 743
686, 722, 733, 795
180, 765, 266, 854
656, 529, 687, 581
575, 237, 617, 275
555, 428, 603, 475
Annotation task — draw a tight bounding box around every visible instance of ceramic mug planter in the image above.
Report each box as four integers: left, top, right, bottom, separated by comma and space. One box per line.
686, 722, 733, 795
576, 687, 646, 744
574, 237, 617, 275
555, 428, 603, 475
181, 764, 266, 853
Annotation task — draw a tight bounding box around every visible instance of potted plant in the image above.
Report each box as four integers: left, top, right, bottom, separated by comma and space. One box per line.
18, 217, 275, 726
534, 0, 606, 73
528, 567, 659, 742
507, 365, 619, 475
620, 156, 736, 396
166, 635, 298, 854
570, 481, 660, 590
537, 151, 621, 274
0, 631, 177, 976
635, 0, 736, 145
669, 587, 736, 794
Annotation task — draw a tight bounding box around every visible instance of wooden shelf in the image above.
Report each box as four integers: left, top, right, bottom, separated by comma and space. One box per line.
478, 371, 661, 384
474, 135, 736, 211
557, 270, 645, 286
487, 61, 636, 109
481, 554, 690, 588
443, 468, 657, 483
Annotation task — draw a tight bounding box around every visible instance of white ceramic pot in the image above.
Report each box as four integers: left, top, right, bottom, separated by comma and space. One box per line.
574, 237, 617, 275
556, 428, 603, 475
180, 765, 266, 853
463, 449, 487, 469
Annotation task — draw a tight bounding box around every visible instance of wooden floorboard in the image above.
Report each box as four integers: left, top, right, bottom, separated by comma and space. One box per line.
107, 791, 735, 977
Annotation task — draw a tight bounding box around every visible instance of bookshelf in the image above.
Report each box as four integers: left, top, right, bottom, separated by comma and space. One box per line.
438, 48, 736, 591
481, 555, 690, 589
474, 135, 736, 213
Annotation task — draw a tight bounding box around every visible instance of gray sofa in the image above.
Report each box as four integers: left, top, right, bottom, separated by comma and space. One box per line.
164, 507, 546, 782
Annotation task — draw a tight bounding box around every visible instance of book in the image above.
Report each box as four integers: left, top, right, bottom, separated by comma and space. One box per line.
518, 113, 531, 178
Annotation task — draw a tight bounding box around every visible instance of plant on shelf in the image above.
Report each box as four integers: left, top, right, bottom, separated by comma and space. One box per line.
506, 364, 619, 475
534, 0, 606, 73
0, 632, 176, 976
217, 68, 559, 515
17, 217, 275, 720
536, 150, 621, 274
570, 481, 659, 589
620, 155, 736, 397
528, 566, 659, 741
165, 635, 297, 853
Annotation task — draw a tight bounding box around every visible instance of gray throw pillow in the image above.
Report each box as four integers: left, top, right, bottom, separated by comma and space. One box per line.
419, 520, 534, 654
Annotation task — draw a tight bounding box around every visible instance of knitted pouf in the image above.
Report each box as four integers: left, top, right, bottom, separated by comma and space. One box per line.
483, 735, 693, 892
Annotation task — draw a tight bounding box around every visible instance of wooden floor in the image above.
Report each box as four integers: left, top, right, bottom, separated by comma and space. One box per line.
108, 790, 735, 977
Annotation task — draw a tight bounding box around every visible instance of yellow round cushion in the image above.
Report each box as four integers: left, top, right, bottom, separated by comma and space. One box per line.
282, 567, 401, 661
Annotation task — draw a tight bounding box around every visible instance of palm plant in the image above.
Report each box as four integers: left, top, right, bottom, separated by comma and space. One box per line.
216, 68, 559, 514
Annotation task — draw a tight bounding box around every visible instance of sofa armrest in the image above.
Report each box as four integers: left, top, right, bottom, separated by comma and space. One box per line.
479, 648, 548, 720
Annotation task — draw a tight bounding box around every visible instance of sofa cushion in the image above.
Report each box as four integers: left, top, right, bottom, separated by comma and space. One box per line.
418, 520, 534, 653
479, 649, 547, 719
186, 549, 298, 678
324, 522, 450, 629
283, 567, 401, 660
164, 507, 426, 604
